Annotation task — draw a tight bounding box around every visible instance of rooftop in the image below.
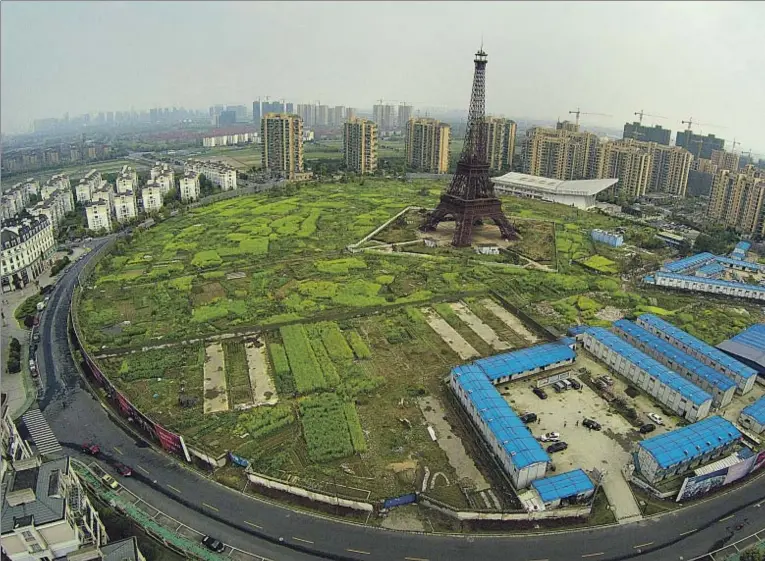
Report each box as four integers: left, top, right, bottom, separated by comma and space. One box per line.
492, 172, 618, 197
101, 536, 142, 561
584, 327, 712, 406
661, 252, 716, 273
652, 271, 765, 295
467, 341, 576, 383
636, 314, 756, 380
714, 255, 762, 271
742, 396, 765, 425
717, 324, 765, 368
613, 320, 737, 392
1, 457, 70, 534
638, 416, 741, 469
452, 365, 549, 469
531, 469, 594, 503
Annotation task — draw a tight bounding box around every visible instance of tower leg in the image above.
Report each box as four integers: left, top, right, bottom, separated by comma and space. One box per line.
420, 206, 450, 232
490, 212, 518, 240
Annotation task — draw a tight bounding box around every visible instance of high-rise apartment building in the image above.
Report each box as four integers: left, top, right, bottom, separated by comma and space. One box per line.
594, 140, 653, 199
296, 104, 315, 127
644, 142, 693, 197
216, 110, 236, 127
710, 149, 740, 172
556, 120, 579, 133
522, 126, 600, 180
285, 102, 294, 114
261, 113, 305, 179
373, 104, 396, 131
623, 122, 671, 145
252, 100, 261, 124
343, 118, 378, 174
397, 104, 413, 130
331, 106, 345, 127
676, 131, 725, 160
707, 166, 765, 235
262, 101, 284, 115
346, 108, 356, 121
404, 118, 450, 174
484, 117, 517, 172
317, 105, 329, 126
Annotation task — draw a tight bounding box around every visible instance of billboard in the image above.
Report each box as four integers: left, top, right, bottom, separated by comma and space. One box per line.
751, 451, 765, 474
725, 453, 757, 485
676, 468, 728, 502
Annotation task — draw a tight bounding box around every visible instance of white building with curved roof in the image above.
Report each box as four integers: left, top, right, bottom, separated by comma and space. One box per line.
491, 172, 618, 209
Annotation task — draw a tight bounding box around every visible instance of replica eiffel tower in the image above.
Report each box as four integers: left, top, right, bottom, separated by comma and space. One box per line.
421, 48, 516, 247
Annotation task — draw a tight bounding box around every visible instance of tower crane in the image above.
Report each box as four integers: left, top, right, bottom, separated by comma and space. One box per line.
730, 138, 740, 152
568, 107, 611, 127
634, 110, 667, 125
681, 118, 725, 131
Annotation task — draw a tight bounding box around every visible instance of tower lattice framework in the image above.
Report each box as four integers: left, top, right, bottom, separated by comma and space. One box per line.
421, 48, 516, 247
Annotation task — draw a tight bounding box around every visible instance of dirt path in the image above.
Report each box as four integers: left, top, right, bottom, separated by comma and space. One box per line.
203, 343, 229, 414
481, 299, 540, 344
418, 396, 489, 489
421, 308, 479, 360
244, 339, 278, 406
450, 302, 511, 351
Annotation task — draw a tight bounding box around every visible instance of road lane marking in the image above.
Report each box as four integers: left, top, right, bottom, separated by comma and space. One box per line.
113, 446, 124, 455
347, 549, 371, 555
720, 515, 735, 522
244, 520, 262, 529
293, 537, 314, 544
136, 465, 150, 475
581, 554, 604, 559
679, 528, 697, 536
405, 557, 430, 561
167, 484, 182, 494
633, 542, 653, 549
202, 502, 219, 512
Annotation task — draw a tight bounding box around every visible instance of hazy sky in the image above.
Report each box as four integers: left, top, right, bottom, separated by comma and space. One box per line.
2, 1, 764, 152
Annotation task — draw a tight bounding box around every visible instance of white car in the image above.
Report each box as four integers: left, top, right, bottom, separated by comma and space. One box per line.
647, 413, 664, 426
539, 432, 560, 442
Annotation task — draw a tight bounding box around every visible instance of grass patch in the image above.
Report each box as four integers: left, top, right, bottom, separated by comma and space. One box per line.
579, 254, 619, 274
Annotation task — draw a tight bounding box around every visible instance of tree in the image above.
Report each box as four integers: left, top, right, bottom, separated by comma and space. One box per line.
740, 549, 764, 561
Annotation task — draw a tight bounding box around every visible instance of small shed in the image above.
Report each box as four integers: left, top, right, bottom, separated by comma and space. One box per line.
530, 469, 595, 509
740, 397, 765, 434
475, 244, 500, 255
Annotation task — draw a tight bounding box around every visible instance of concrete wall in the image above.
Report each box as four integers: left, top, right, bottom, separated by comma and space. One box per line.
419, 496, 591, 521
245, 472, 373, 512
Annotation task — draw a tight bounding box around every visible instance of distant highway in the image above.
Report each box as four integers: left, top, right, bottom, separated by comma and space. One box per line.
34, 238, 765, 561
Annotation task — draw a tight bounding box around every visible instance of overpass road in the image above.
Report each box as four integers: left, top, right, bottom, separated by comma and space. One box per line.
35, 238, 765, 561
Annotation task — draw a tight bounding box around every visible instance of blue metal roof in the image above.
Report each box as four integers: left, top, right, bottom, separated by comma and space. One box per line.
726, 324, 765, 352
637, 314, 757, 380
468, 341, 576, 383
452, 365, 550, 469
734, 241, 752, 252
652, 272, 765, 294
613, 320, 737, 392
584, 327, 712, 406
567, 325, 590, 337
742, 397, 765, 425
696, 262, 724, 276
638, 416, 741, 469
713, 256, 762, 271
531, 469, 594, 503
662, 252, 716, 273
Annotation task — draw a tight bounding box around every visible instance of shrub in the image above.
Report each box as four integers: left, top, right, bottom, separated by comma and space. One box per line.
51, 256, 71, 276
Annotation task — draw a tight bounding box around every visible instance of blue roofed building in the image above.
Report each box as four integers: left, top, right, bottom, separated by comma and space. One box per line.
636, 313, 757, 394
644, 271, 765, 303
740, 397, 765, 434
582, 327, 712, 421
530, 469, 595, 509
612, 320, 737, 407
696, 262, 725, 279
731, 241, 751, 261
717, 324, 765, 375
467, 341, 576, 385
712, 255, 762, 273
635, 416, 742, 483
450, 364, 550, 489
661, 252, 716, 274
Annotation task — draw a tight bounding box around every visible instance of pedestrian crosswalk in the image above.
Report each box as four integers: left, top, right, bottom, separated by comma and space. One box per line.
21, 408, 62, 456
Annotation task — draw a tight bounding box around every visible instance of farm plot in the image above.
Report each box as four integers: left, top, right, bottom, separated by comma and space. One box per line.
280, 324, 327, 393
480, 298, 540, 344
204, 343, 229, 414
299, 393, 360, 462
449, 301, 511, 351
420, 307, 479, 360
223, 340, 253, 407
244, 338, 278, 406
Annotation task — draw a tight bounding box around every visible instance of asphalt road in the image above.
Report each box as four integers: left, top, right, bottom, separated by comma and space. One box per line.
36, 238, 765, 561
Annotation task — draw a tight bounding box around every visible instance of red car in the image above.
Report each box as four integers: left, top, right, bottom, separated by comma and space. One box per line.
81, 442, 100, 455
115, 463, 133, 477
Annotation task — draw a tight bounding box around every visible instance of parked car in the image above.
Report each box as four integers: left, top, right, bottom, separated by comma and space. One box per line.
101, 474, 119, 489
532, 387, 548, 400
639, 423, 656, 434
539, 432, 560, 442
201, 536, 225, 553
81, 442, 100, 455
569, 378, 582, 390
520, 412, 538, 424
115, 463, 133, 477
547, 441, 568, 453
561, 379, 572, 390
647, 413, 665, 426
600, 376, 614, 386
552, 381, 565, 393
582, 418, 602, 431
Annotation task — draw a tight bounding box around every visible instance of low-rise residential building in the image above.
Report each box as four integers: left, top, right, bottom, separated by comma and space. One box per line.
635, 416, 741, 483
740, 397, 765, 434
115, 165, 138, 194
1, 216, 55, 293
179, 172, 200, 202
203, 133, 254, 147
41, 174, 70, 200
1, 456, 107, 561
1, 393, 33, 464
591, 229, 624, 247
113, 191, 137, 223
645, 271, 765, 303
85, 202, 112, 233
149, 162, 175, 195
141, 184, 164, 213
1, 180, 38, 221
185, 159, 237, 191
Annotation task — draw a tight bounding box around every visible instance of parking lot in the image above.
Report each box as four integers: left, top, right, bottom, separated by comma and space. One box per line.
498, 362, 643, 522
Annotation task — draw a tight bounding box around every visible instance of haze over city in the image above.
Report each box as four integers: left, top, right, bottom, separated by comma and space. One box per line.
2, 1, 764, 152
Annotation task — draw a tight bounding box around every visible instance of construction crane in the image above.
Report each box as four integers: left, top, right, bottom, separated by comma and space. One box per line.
681, 117, 725, 131
730, 138, 740, 152
634, 110, 667, 125
568, 107, 611, 127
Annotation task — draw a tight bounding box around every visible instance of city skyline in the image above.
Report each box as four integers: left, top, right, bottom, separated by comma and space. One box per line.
1, 2, 764, 154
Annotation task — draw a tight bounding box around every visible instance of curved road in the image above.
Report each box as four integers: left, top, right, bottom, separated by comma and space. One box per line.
37, 238, 765, 561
